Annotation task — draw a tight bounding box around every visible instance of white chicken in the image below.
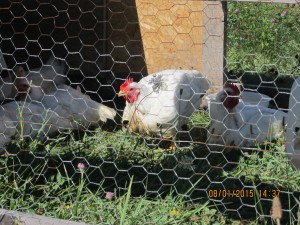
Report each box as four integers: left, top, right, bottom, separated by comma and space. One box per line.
14, 61, 116, 129
40, 84, 116, 129
0, 75, 17, 102
0, 56, 116, 147
0, 56, 67, 102
14, 57, 67, 102
0, 50, 16, 102
207, 83, 287, 147
118, 70, 210, 138
285, 76, 300, 169
0, 101, 73, 147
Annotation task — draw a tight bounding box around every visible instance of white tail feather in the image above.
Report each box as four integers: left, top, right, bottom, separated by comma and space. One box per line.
98, 104, 116, 122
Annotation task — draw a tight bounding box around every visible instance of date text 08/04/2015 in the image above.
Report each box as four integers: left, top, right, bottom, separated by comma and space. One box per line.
208, 189, 280, 198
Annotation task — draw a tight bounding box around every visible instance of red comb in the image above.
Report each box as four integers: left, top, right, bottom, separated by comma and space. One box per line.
120, 78, 133, 91
126, 78, 133, 84
225, 83, 240, 95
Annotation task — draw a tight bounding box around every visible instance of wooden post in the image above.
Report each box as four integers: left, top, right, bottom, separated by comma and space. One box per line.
0, 208, 87, 225
136, 0, 204, 73
201, 1, 226, 97
135, 0, 225, 101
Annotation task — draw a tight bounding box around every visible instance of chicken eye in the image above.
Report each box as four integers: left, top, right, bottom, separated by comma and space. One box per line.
224, 90, 231, 96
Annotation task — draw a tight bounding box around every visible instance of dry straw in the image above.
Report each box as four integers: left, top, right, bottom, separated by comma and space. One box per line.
271, 196, 282, 225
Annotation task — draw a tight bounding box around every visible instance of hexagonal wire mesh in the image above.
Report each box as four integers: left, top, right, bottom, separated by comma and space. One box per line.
0, 0, 300, 224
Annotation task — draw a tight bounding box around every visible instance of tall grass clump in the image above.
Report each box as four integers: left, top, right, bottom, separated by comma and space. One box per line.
227, 2, 300, 75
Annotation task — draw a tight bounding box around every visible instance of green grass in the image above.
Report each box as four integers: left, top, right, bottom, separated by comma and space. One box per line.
190, 109, 211, 127
0, 161, 268, 225
1, 110, 300, 224
0, 166, 229, 224
227, 2, 300, 75
227, 138, 300, 191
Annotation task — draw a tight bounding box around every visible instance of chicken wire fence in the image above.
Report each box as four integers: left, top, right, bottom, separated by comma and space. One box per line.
0, 0, 300, 224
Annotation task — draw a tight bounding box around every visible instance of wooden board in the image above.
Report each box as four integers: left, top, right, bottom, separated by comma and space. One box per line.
136, 0, 204, 73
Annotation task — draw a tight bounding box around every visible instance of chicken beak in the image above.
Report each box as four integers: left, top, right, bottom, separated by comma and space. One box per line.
118, 91, 126, 97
